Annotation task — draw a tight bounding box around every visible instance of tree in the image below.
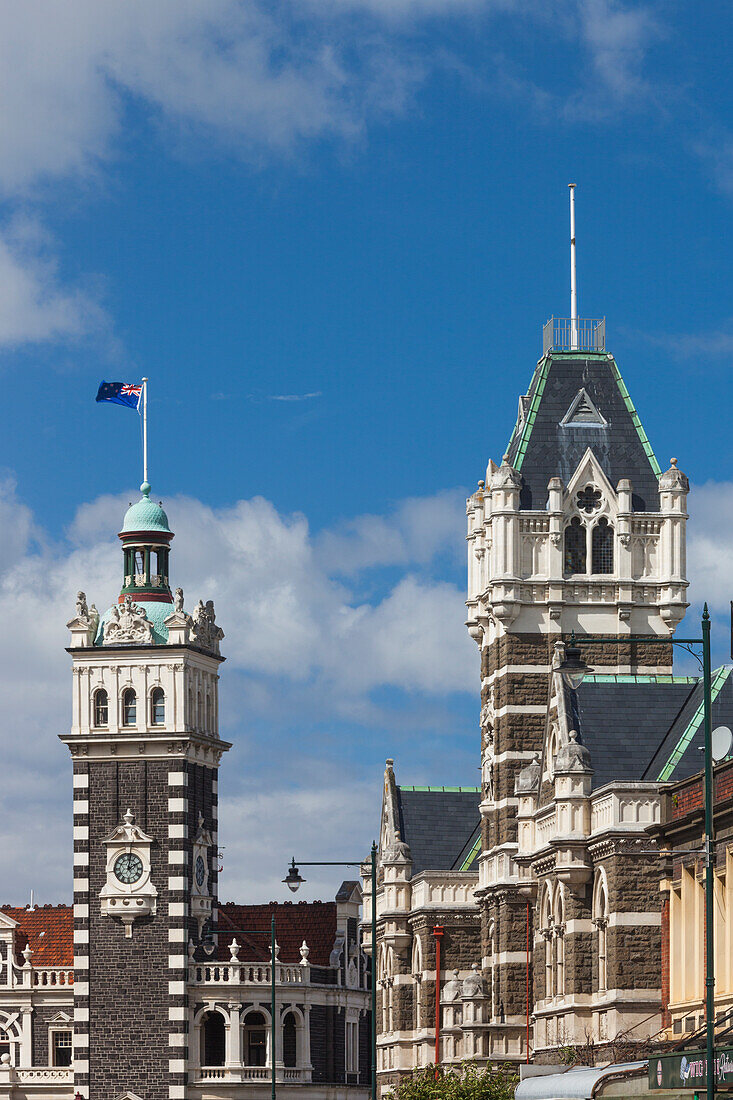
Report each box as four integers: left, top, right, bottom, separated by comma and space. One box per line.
391, 1063, 518, 1100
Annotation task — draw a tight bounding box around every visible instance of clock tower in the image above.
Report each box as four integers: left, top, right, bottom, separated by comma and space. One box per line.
61, 482, 229, 1100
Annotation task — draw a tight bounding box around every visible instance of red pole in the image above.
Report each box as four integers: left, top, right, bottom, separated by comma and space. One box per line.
433, 926, 444, 1078
526, 902, 531, 1063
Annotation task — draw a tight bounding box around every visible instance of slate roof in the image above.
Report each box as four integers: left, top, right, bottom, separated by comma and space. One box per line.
505, 352, 661, 511
395, 788, 481, 874
0, 904, 73, 967
569, 669, 733, 789
217, 901, 337, 966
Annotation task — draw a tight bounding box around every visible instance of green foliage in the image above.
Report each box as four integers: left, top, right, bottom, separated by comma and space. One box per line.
391, 1062, 518, 1100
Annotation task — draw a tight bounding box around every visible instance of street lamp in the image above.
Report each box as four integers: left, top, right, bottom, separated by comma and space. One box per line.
284, 844, 378, 1100
571, 607, 714, 1100
557, 637, 593, 689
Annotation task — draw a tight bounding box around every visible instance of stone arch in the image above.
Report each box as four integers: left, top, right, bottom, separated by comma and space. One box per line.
281, 1005, 305, 1068
242, 1006, 270, 1067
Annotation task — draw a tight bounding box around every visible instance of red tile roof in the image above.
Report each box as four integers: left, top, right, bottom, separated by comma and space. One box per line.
1, 905, 73, 968
217, 902, 338, 966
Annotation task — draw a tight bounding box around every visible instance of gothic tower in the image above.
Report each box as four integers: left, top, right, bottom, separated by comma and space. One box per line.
61, 482, 228, 1100
465, 322, 688, 1059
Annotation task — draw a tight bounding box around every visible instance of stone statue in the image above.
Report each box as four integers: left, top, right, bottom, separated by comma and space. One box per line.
174, 587, 184, 613
88, 604, 100, 638
76, 591, 89, 619
481, 743, 494, 801
190, 598, 225, 654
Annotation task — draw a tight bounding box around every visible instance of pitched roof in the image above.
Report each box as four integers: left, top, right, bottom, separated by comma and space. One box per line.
646, 667, 733, 782
217, 901, 337, 966
569, 669, 733, 789
395, 787, 480, 874
0, 904, 73, 967
505, 352, 661, 511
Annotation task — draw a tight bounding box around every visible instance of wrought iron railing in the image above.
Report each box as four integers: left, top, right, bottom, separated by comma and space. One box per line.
543, 316, 605, 353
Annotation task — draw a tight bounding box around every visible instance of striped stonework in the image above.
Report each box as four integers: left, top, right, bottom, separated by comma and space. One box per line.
72, 764, 90, 1095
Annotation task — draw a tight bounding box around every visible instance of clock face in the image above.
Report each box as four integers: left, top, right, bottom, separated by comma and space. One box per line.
195, 854, 206, 888
114, 852, 143, 885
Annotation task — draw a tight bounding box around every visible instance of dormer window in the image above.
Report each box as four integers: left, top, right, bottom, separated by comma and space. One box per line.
93, 688, 109, 728
122, 688, 137, 726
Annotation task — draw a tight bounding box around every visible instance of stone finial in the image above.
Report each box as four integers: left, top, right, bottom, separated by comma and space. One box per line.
443, 969, 462, 1002
462, 963, 486, 999
385, 758, 394, 769
515, 753, 541, 795
384, 829, 412, 864
492, 455, 522, 491
229, 938, 240, 962
188, 939, 196, 958
554, 729, 592, 773
123, 808, 135, 826
300, 940, 310, 965
22, 944, 33, 967
659, 456, 689, 492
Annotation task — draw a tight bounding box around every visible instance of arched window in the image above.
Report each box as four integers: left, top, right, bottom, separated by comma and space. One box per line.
122, 688, 137, 726
0, 1028, 11, 1064
592, 518, 614, 574
541, 887, 554, 999
151, 687, 165, 726
282, 1012, 297, 1068
244, 1011, 267, 1066
593, 872, 609, 993
202, 1011, 226, 1067
134, 549, 145, 576
411, 938, 423, 1029
564, 517, 586, 575
93, 689, 108, 728
554, 888, 565, 998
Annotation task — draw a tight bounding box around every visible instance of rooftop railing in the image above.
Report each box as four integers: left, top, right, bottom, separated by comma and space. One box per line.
543, 316, 605, 354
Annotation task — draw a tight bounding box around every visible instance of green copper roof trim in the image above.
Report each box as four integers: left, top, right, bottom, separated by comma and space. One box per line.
399, 785, 481, 793
609, 360, 662, 478
505, 352, 662, 482
511, 355, 551, 472
656, 666, 731, 781
458, 830, 482, 872
583, 673, 699, 685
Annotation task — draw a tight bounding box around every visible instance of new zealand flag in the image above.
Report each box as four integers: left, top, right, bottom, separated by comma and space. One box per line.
96, 381, 142, 410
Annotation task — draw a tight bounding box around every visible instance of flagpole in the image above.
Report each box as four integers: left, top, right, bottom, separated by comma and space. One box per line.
142, 377, 148, 485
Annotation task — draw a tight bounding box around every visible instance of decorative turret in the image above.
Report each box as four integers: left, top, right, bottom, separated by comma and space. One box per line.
119, 481, 174, 603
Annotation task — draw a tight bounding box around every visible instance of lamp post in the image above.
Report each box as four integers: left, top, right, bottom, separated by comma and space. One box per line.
283, 843, 378, 1100
560, 607, 714, 1100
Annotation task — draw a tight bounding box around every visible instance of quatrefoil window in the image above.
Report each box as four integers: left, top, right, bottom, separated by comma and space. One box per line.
576, 486, 602, 514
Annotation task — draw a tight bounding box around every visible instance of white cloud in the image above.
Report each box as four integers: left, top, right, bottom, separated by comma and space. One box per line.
638, 323, 733, 360
0, 216, 105, 346
0, 479, 474, 901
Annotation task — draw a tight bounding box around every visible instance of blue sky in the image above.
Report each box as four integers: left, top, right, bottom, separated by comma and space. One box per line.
1, 0, 733, 904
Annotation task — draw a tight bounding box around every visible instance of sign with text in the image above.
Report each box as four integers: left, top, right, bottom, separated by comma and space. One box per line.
649, 1049, 733, 1090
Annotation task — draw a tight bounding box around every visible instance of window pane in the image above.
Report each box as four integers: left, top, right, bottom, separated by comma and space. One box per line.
94, 690, 108, 727
122, 689, 137, 725
151, 688, 165, 725
53, 1030, 73, 1067
592, 519, 614, 574
564, 517, 586, 575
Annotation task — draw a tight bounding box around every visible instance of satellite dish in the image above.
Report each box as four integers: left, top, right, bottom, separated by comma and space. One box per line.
711, 726, 733, 763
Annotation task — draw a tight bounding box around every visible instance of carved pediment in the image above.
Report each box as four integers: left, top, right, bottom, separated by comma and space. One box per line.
103, 595, 153, 646
104, 808, 154, 847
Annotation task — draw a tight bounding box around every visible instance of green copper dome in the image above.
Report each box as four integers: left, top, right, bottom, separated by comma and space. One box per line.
121, 483, 171, 535
95, 598, 174, 646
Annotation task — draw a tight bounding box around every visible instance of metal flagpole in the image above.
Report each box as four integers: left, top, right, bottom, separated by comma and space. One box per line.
142, 377, 149, 485
569, 184, 578, 350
